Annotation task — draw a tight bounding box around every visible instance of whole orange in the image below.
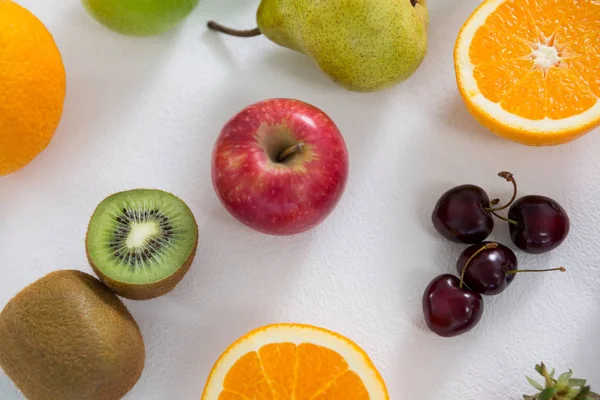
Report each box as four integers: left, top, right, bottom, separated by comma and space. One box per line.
0, 0, 66, 176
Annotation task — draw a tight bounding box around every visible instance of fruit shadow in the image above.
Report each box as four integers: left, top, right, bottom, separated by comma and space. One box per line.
195, 0, 258, 23
389, 319, 476, 399
260, 49, 342, 92
192, 0, 270, 67
198, 29, 239, 66
388, 258, 522, 399
121, 215, 317, 397
372, 240, 460, 399
408, 87, 594, 243
121, 299, 274, 399
21, 2, 181, 179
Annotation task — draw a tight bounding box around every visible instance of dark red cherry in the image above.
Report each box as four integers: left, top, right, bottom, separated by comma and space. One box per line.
456, 242, 566, 296
422, 274, 484, 337
456, 241, 518, 295
431, 172, 517, 244
507, 195, 570, 254
432, 184, 493, 244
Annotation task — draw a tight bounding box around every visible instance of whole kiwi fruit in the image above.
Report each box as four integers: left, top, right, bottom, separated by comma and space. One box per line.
0, 269, 145, 400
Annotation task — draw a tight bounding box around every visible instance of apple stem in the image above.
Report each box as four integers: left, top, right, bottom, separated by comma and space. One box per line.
485, 171, 517, 212
459, 242, 499, 289
207, 21, 262, 37
506, 267, 566, 274
277, 143, 304, 162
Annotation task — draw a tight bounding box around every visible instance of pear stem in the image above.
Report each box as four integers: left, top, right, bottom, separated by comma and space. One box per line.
278, 143, 304, 162
207, 21, 262, 37
459, 242, 499, 289
485, 171, 518, 212
506, 267, 566, 274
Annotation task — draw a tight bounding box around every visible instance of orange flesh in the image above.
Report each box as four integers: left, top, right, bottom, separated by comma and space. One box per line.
469, 0, 600, 120
219, 343, 369, 399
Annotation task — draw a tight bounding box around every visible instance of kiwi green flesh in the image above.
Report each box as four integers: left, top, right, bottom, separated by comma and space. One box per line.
86, 189, 198, 285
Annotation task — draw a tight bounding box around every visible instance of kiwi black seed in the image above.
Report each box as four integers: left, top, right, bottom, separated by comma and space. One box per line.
85, 189, 199, 300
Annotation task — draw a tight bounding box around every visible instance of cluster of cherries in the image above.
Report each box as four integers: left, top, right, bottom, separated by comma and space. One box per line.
422, 171, 570, 338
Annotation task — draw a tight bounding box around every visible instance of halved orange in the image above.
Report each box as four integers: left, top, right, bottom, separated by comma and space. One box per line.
201, 323, 389, 400
454, 0, 600, 146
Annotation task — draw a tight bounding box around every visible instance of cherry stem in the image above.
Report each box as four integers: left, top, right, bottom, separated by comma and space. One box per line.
459, 242, 499, 289
489, 210, 519, 225
506, 267, 566, 274
485, 171, 517, 212
278, 143, 304, 162
207, 21, 262, 37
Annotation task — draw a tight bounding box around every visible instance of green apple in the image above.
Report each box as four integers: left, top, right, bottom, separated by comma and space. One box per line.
82, 0, 200, 36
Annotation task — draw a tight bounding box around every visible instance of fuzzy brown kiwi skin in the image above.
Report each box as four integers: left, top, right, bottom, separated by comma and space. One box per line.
0, 270, 145, 400
84, 189, 199, 301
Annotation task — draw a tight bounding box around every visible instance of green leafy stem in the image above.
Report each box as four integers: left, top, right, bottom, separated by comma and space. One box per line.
524, 363, 599, 400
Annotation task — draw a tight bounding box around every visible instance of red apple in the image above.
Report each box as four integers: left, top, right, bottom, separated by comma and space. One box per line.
211, 98, 349, 235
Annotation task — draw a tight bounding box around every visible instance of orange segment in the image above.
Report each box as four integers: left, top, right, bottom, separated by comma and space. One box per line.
223, 352, 274, 399
313, 371, 369, 400
201, 324, 389, 400
546, 67, 597, 119
556, 1, 600, 44
454, 0, 600, 146
499, 69, 547, 120
258, 343, 296, 399
469, 24, 533, 65
294, 343, 349, 400
474, 59, 535, 102
525, 0, 569, 39
566, 33, 600, 57
484, 0, 539, 43
561, 56, 600, 97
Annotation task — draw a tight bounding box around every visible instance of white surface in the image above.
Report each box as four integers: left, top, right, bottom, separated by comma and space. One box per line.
1, 0, 599, 399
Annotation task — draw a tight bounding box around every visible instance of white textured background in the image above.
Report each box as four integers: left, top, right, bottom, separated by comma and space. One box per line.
1, 0, 599, 399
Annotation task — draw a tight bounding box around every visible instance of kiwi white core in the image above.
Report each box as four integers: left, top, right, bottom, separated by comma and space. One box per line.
127, 222, 159, 248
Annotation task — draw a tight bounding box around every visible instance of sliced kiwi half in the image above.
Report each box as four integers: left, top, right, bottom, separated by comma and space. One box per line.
86, 189, 198, 300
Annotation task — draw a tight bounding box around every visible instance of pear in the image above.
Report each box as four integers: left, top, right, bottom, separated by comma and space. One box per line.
208, 0, 429, 92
